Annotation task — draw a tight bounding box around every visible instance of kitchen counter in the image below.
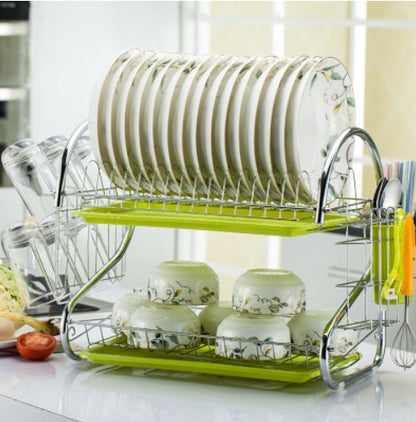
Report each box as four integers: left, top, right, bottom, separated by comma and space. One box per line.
0, 343, 415, 422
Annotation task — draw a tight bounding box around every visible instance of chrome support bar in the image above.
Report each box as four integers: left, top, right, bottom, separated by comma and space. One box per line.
55, 119, 89, 208
60, 225, 135, 360
319, 264, 386, 390
315, 127, 383, 225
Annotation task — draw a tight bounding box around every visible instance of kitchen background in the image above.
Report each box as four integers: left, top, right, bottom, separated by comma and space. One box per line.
0, 1, 413, 318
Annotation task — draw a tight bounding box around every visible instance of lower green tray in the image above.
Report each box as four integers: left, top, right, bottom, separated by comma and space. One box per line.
73, 200, 360, 236
79, 344, 361, 384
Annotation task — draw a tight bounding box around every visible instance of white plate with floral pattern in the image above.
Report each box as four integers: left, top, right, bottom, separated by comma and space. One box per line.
127, 52, 171, 192
197, 55, 240, 197
102, 49, 144, 190
254, 57, 292, 202
239, 55, 283, 200
155, 54, 196, 194
168, 55, 210, 195
225, 57, 262, 199
140, 54, 178, 193
114, 50, 154, 191
183, 55, 225, 196
211, 57, 252, 199
109, 51, 151, 190
269, 56, 310, 202
89, 48, 140, 188
285, 57, 356, 205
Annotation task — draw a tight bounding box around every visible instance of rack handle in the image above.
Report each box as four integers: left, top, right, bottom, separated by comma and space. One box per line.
315, 127, 383, 225
55, 120, 89, 208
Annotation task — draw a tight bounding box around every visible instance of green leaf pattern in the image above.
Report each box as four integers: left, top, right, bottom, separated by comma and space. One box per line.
233, 290, 306, 315
149, 280, 218, 305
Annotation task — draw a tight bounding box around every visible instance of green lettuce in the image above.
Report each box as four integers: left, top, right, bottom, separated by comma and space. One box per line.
0, 264, 26, 313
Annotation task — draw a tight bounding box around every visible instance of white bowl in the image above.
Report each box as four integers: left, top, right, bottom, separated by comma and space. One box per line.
111, 291, 147, 339
288, 309, 358, 356
129, 301, 201, 350
198, 301, 234, 336
232, 269, 306, 316
215, 312, 290, 360
148, 260, 219, 305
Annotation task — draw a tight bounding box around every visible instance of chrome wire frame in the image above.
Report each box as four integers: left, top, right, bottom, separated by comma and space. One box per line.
55, 121, 389, 390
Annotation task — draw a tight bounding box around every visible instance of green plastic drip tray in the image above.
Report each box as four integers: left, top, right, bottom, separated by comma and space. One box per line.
73, 200, 360, 236
79, 344, 361, 384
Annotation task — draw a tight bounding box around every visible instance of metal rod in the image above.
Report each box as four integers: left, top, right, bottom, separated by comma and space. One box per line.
55, 120, 89, 208
319, 263, 386, 389
60, 225, 135, 360
315, 127, 383, 225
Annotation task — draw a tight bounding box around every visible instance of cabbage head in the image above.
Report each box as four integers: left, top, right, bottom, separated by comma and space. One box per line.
0, 264, 26, 313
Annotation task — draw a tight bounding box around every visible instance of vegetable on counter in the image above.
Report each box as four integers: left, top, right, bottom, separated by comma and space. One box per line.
16, 332, 57, 360
0, 263, 59, 358
0, 316, 16, 341
0, 264, 26, 313
0, 312, 59, 336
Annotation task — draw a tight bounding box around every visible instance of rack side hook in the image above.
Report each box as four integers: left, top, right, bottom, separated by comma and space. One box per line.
315, 127, 383, 225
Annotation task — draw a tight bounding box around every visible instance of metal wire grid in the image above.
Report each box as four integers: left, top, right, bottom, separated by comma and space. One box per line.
67, 315, 365, 370
59, 153, 368, 224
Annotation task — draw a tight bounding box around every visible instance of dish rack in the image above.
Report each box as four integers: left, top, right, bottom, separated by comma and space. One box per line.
54, 121, 399, 390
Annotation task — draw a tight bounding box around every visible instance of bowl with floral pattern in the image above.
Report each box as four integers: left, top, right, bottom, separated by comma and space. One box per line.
129, 301, 201, 350
199, 301, 234, 336
288, 309, 358, 356
111, 291, 147, 341
148, 260, 219, 305
215, 312, 290, 360
232, 268, 306, 316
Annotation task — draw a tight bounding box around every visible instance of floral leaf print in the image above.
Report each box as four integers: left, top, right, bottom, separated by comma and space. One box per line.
200, 290, 215, 304
268, 304, 280, 313
322, 64, 340, 72
347, 97, 355, 107
333, 103, 342, 114
330, 71, 342, 80
151, 68, 159, 83
174, 289, 182, 298
310, 73, 318, 89
230, 347, 246, 359
167, 334, 179, 345
151, 338, 169, 350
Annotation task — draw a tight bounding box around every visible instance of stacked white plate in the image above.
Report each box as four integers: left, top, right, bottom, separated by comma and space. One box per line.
89, 48, 356, 205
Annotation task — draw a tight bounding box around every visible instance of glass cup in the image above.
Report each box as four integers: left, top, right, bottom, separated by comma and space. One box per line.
1, 220, 59, 308
1, 139, 56, 221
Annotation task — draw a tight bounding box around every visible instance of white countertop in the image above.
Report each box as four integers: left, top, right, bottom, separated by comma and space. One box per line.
0, 343, 415, 422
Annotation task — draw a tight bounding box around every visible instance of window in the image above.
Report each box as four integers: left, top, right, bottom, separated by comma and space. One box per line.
179, 1, 416, 301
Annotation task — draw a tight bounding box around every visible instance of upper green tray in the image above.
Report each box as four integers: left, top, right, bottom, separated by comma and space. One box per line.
73, 200, 360, 237
79, 344, 361, 384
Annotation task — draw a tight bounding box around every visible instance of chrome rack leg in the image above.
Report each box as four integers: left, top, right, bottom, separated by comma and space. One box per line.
319, 264, 386, 389
315, 127, 383, 225
60, 226, 135, 360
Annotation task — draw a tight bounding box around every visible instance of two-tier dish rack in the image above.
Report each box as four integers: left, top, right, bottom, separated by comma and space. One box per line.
53, 120, 400, 390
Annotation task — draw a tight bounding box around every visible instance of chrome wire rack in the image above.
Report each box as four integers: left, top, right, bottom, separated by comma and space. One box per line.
54, 123, 400, 390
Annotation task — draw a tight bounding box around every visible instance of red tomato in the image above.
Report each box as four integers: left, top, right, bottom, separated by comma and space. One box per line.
16, 332, 57, 360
